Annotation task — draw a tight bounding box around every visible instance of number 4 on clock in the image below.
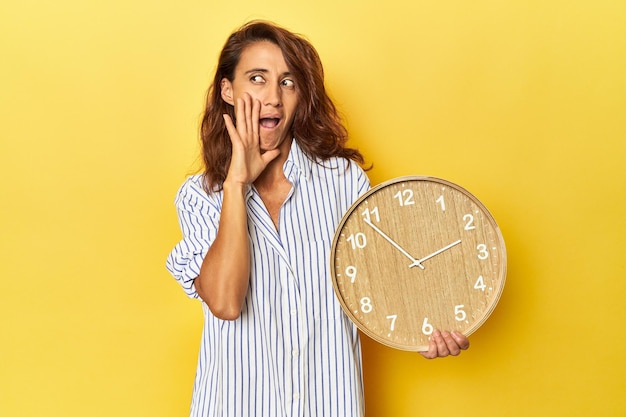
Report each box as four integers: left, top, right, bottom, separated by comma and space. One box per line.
474, 275, 487, 291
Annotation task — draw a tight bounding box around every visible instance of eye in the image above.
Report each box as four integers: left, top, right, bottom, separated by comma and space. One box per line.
281, 78, 295, 89
250, 74, 265, 84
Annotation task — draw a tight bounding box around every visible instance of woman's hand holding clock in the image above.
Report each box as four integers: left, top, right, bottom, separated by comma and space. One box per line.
419, 330, 470, 359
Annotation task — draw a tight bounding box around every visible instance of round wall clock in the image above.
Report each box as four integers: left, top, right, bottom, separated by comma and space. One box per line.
330, 176, 507, 351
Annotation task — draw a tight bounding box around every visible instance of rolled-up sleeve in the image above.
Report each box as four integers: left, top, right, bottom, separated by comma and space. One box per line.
166, 176, 221, 299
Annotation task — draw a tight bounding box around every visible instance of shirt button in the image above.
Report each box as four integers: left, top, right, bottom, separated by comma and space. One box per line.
294, 393, 300, 400
290, 309, 297, 316
292, 349, 299, 357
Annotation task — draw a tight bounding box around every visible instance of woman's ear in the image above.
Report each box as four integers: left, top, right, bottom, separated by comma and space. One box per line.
220, 78, 235, 105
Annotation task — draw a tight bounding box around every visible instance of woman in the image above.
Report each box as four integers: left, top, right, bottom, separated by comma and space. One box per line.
166, 20, 468, 417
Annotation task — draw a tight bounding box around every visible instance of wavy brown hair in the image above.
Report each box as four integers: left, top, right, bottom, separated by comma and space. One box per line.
200, 20, 365, 192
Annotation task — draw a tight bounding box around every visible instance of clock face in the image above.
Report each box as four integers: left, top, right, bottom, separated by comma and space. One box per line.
331, 176, 506, 351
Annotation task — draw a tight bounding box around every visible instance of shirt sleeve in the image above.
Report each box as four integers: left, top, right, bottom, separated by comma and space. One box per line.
346, 159, 371, 203
355, 163, 371, 197
165, 176, 221, 299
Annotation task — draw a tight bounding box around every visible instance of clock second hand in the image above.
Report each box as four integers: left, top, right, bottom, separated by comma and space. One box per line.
363, 219, 425, 269
411, 239, 462, 268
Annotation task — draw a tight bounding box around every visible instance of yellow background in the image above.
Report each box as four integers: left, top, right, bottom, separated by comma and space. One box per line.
1, 0, 625, 416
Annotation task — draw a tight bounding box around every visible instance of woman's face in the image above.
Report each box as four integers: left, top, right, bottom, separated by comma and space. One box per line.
221, 41, 299, 153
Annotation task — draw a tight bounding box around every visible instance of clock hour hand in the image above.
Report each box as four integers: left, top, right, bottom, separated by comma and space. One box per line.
415, 239, 462, 266
363, 219, 425, 269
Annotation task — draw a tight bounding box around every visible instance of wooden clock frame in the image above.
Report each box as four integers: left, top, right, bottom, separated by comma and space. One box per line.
330, 176, 507, 351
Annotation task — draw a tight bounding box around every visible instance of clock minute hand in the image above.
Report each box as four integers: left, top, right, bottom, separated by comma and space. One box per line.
363, 219, 425, 269
415, 239, 462, 266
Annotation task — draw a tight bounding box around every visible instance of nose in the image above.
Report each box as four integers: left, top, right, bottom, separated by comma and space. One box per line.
263, 82, 282, 107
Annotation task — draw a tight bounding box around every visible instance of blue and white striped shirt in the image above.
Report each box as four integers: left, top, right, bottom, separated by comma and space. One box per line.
166, 140, 370, 417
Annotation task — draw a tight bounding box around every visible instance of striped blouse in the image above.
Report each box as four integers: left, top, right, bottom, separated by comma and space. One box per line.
166, 140, 370, 417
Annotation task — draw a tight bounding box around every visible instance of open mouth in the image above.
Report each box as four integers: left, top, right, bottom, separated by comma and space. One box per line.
260, 117, 280, 129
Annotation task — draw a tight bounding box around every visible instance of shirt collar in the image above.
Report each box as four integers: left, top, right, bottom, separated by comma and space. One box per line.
283, 138, 313, 183
244, 138, 314, 202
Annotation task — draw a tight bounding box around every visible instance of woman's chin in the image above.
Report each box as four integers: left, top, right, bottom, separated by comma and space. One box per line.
259, 135, 291, 153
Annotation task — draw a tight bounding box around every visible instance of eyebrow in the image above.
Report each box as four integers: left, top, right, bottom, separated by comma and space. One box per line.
244, 68, 292, 77
244, 68, 268, 74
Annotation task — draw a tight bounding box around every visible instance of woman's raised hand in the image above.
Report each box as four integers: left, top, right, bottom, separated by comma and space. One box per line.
222, 93, 281, 186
